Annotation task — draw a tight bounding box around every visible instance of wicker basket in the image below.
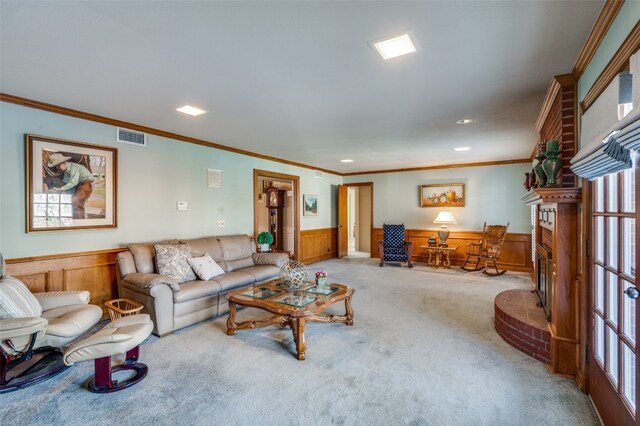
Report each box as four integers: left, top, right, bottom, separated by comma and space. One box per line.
104, 298, 143, 321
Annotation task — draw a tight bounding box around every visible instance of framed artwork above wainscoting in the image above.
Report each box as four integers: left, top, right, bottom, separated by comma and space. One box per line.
420, 183, 465, 207
25, 134, 118, 232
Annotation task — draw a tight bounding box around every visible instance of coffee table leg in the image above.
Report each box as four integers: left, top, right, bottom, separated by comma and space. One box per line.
291, 318, 306, 361
345, 295, 354, 326
226, 301, 237, 336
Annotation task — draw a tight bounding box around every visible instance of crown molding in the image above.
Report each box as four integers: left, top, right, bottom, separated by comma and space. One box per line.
0, 93, 342, 177
521, 187, 582, 205
342, 158, 532, 176
581, 19, 640, 112
572, 0, 625, 80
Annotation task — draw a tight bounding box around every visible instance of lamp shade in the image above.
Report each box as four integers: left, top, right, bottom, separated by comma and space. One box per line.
434, 211, 457, 224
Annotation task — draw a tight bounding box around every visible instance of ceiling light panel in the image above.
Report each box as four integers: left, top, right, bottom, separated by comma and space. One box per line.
456, 119, 473, 124
340, 159, 354, 163
372, 33, 416, 60
454, 147, 471, 152
176, 105, 206, 116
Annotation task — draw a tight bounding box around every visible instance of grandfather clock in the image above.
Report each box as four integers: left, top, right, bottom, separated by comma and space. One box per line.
264, 187, 285, 250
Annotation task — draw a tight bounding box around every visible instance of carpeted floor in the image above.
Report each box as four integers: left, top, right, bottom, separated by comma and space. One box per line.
1, 258, 599, 425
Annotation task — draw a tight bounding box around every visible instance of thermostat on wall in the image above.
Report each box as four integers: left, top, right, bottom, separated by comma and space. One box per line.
177, 201, 188, 211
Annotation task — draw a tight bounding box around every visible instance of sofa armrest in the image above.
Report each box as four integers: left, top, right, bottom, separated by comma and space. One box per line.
123, 273, 180, 292
34, 291, 90, 311
252, 253, 289, 268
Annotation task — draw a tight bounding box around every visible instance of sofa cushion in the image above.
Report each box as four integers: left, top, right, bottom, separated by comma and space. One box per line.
0, 276, 42, 319
252, 252, 289, 268
243, 265, 281, 282
211, 271, 255, 292
180, 236, 227, 271
128, 240, 178, 274
173, 280, 223, 303
188, 254, 225, 281
226, 256, 255, 272
218, 235, 255, 262
154, 244, 197, 284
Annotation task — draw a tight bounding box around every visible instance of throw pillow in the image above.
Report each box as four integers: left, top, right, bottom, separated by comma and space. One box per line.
188, 254, 225, 281
0, 276, 43, 319
154, 244, 197, 284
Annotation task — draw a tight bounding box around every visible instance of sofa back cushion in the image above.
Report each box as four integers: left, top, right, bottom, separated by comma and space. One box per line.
179, 236, 227, 271
0, 276, 42, 319
128, 240, 178, 273
218, 235, 256, 272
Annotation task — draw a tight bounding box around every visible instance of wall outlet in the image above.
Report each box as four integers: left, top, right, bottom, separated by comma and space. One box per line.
177, 201, 188, 211
217, 219, 225, 227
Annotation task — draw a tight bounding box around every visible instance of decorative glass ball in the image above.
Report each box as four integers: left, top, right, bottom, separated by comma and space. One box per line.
279, 260, 308, 292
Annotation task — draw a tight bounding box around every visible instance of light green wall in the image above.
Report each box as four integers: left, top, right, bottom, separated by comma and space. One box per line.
578, 1, 640, 103
344, 163, 531, 234
0, 102, 342, 258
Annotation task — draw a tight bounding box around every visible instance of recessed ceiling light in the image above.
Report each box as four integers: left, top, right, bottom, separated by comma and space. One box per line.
340, 159, 354, 163
176, 105, 206, 116
372, 33, 416, 60
456, 119, 473, 124
454, 147, 471, 152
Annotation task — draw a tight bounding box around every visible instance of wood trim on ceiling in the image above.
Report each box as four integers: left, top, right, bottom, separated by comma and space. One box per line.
342, 158, 532, 176
0, 92, 341, 177
581, 19, 640, 112
572, 0, 626, 81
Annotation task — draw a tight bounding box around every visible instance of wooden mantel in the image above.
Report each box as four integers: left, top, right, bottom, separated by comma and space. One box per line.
522, 186, 581, 379
521, 187, 582, 205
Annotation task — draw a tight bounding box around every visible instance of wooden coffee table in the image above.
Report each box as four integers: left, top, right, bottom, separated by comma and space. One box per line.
226, 280, 354, 360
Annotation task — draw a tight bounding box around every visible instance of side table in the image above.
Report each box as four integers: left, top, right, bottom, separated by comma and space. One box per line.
419, 245, 458, 269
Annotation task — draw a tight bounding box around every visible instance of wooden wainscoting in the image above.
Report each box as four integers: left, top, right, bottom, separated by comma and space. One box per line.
300, 228, 337, 264
5, 248, 127, 317
372, 228, 532, 273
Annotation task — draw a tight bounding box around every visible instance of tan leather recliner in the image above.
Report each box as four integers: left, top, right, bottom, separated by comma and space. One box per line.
0, 271, 102, 393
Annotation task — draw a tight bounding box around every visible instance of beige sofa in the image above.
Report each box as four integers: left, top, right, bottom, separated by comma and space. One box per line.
115, 235, 288, 336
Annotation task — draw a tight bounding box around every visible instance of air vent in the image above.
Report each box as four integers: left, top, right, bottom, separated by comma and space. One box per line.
207, 169, 223, 188
315, 170, 324, 179
117, 127, 147, 147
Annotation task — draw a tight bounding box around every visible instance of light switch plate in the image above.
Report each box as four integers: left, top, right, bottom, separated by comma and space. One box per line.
177, 201, 188, 211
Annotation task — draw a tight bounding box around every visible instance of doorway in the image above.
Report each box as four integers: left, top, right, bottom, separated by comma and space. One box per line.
588, 165, 638, 425
344, 183, 373, 258
253, 170, 300, 260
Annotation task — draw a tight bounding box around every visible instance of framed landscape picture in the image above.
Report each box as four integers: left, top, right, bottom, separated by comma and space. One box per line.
420, 183, 465, 207
26, 134, 118, 232
303, 194, 318, 216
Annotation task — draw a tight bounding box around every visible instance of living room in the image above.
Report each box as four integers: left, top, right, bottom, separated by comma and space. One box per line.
1, 1, 640, 425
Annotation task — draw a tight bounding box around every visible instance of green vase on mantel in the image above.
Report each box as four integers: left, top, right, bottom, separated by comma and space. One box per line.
533, 141, 547, 189
542, 139, 562, 188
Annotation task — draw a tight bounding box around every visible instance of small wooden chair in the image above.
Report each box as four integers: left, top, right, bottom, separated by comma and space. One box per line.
461, 222, 509, 276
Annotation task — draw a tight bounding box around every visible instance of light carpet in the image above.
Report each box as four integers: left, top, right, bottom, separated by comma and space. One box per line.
1, 258, 599, 425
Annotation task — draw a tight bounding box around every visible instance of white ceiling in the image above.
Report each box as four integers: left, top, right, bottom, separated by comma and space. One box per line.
0, 1, 603, 174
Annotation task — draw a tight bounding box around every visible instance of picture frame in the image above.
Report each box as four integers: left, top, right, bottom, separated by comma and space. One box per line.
420, 183, 465, 207
26, 134, 118, 232
303, 194, 318, 216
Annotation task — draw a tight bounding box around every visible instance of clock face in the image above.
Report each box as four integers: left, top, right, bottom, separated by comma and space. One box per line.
269, 191, 278, 206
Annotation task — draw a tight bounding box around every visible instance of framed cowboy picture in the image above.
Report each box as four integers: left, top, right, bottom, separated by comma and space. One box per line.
26, 134, 118, 232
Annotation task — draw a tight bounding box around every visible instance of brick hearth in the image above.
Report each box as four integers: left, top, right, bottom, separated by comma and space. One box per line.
495, 289, 551, 363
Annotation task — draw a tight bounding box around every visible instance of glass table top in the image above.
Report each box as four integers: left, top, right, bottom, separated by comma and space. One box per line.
240, 287, 283, 300
275, 293, 318, 308
304, 285, 339, 296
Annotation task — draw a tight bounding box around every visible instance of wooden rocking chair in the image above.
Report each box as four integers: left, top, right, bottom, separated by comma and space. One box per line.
461, 222, 509, 276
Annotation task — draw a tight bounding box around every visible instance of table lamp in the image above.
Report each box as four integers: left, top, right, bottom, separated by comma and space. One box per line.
433, 210, 457, 247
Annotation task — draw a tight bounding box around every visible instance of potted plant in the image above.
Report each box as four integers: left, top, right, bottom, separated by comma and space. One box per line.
257, 232, 274, 253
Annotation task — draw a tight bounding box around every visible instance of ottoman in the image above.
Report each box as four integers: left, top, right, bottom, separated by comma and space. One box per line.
63, 314, 153, 393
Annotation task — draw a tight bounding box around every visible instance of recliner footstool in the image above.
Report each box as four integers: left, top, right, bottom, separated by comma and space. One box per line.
63, 314, 153, 393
